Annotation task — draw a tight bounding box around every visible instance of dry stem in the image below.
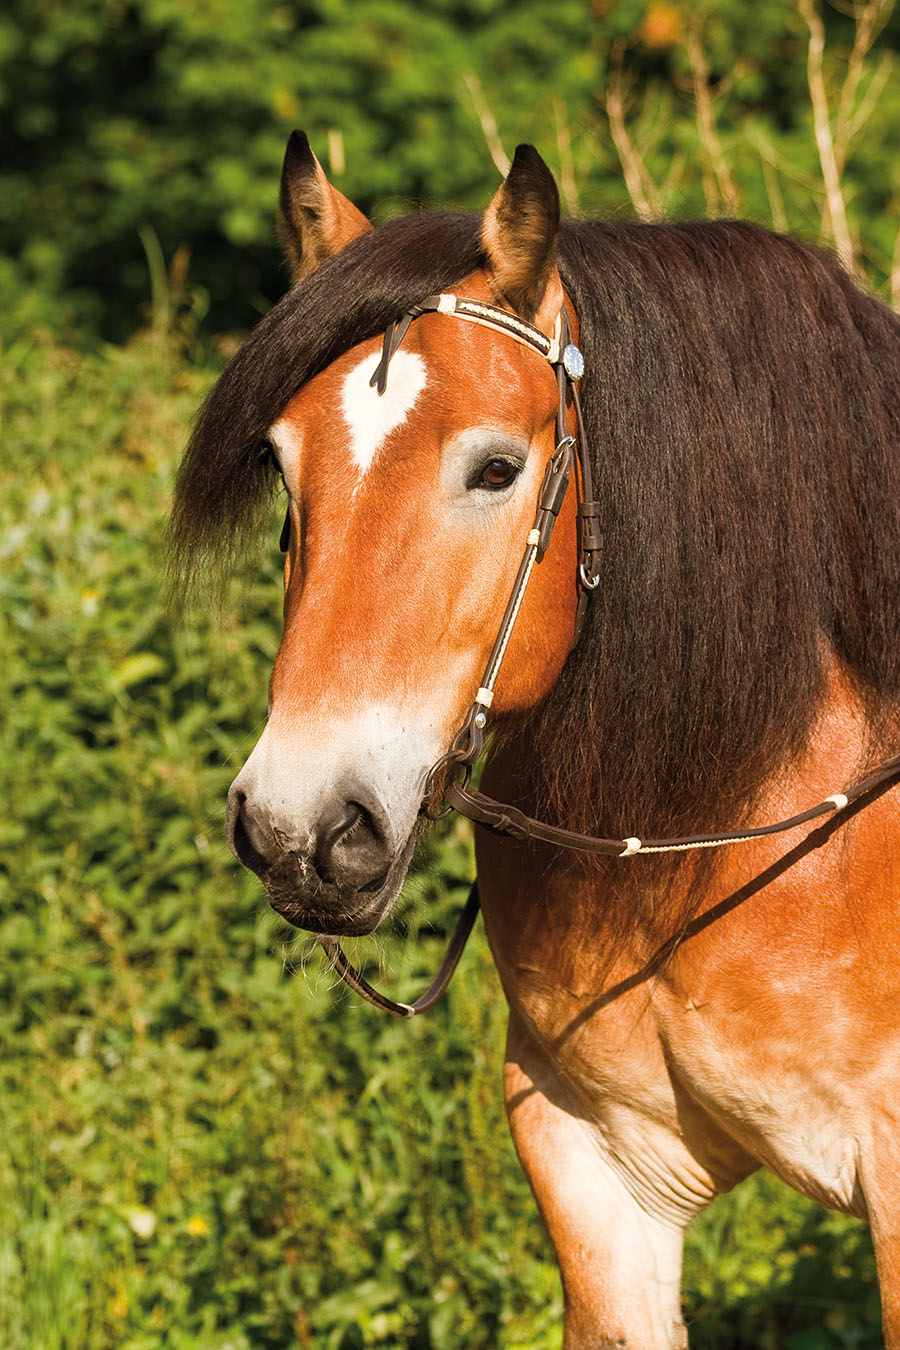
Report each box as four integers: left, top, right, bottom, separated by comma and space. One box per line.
462, 71, 510, 178
605, 47, 662, 221
797, 0, 859, 274
686, 18, 741, 217
835, 0, 894, 169
553, 97, 582, 218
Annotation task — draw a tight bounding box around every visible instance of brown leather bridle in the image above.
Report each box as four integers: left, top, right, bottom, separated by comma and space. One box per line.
286, 294, 900, 1017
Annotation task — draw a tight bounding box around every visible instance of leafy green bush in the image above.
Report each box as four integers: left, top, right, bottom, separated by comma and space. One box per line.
2, 0, 898, 342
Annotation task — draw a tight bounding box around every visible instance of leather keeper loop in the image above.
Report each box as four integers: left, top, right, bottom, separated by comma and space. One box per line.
536, 440, 574, 555
578, 501, 603, 554
450, 704, 486, 765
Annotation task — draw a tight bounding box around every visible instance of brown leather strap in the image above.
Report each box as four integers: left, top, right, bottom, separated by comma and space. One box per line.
318, 882, 481, 1018
446, 751, 900, 856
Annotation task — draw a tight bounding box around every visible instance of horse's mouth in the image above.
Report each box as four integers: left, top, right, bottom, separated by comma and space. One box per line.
262, 824, 423, 936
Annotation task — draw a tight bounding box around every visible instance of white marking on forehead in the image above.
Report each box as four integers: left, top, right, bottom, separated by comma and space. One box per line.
340, 350, 427, 476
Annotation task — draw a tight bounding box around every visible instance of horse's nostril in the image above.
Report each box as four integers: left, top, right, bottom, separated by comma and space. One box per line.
228, 787, 275, 877
227, 779, 395, 902
312, 798, 390, 892
313, 800, 362, 883
358, 871, 389, 894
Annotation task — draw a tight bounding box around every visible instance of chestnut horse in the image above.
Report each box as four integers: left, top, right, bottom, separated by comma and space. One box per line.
173, 133, 900, 1347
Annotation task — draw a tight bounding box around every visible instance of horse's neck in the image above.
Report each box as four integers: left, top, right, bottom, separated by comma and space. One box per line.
477, 666, 891, 999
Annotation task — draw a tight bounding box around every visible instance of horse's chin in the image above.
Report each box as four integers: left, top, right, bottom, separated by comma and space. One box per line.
263, 823, 423, 936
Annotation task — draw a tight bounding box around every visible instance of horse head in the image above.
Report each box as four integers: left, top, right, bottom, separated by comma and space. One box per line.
222, 136, 578, 935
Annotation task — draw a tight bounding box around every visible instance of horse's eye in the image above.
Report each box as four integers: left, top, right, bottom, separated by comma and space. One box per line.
474, 458, 521, 490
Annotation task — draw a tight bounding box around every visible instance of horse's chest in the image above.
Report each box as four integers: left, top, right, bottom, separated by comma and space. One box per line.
658, 991, 873, 1217
480, 825, 900, 1220
508, 961, 872, 1219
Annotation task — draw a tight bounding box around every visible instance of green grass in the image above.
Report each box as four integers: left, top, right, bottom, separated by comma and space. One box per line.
0, 330, 882, 1347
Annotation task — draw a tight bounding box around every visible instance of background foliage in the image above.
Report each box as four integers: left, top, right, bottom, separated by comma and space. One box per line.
1, 0, 898, 340
2, 0, 898, 1345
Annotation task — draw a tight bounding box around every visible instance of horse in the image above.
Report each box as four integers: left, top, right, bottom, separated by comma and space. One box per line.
172, 130, 900, 1347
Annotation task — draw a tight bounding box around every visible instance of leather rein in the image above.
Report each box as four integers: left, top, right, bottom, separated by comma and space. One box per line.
286, 292, 900, 1017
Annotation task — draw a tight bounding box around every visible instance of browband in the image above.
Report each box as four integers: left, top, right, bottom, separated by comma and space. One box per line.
369, 293, 564, 394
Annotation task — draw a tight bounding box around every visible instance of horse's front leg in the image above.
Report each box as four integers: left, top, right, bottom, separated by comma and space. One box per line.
862, 1147, 900, 1348
871, 1231, 900, 1349
505, 1013, 692, 1350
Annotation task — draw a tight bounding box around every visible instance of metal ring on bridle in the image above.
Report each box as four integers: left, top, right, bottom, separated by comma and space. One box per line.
422, 753, 472, 820
579, 563, 601, 590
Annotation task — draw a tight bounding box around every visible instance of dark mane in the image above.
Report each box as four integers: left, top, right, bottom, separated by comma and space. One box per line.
539, 219, 900, 883
173, 210, 900, 908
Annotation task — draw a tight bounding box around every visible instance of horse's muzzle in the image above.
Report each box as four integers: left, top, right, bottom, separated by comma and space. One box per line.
226, 782, 403, 934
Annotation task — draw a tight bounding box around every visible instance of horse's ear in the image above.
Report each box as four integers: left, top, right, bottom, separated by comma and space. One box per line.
481, 144, 562, 324
278, 130, 372, 285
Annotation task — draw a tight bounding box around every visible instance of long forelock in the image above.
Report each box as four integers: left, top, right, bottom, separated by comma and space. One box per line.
170, 211, 486, 589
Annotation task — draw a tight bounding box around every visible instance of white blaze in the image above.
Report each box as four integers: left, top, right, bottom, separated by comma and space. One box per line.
340, 350, 427, 476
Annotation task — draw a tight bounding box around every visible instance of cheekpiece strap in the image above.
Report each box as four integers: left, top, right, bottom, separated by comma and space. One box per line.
367, 289, 597, 765
369, 311, 417, 394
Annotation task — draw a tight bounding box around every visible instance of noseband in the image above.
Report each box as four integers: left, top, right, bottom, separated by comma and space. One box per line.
291, 292, 900, 1017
